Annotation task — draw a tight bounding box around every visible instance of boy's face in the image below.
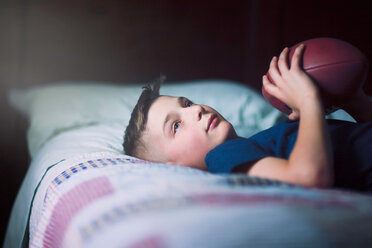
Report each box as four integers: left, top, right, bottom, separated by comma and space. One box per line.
144, 96, 237, 170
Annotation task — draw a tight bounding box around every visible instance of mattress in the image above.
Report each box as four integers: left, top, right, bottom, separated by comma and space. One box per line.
5, 79, 370, 248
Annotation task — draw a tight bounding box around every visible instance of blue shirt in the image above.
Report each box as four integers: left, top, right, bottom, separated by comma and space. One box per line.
205, 119, 372, 191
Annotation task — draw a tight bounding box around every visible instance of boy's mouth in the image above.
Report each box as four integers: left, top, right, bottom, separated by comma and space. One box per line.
207, 114, 219, 132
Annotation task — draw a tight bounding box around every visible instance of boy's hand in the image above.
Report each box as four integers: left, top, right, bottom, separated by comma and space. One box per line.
263, 44, 321, 120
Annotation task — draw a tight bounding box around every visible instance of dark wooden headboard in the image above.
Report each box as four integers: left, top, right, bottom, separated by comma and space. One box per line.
0, 0, 371, 243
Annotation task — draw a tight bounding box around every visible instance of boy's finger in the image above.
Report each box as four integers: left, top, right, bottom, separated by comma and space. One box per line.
278, 47, 289, 72
291, 44, 305, 70
269, 56, 279, 73
268, 56, 282, 83
263, 75, 281, 98
288, 111, 299, 121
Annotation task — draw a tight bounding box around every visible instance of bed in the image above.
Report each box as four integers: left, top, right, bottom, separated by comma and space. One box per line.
4, 79, 372, 248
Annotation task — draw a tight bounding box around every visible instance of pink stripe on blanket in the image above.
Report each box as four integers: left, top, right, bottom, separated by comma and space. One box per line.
127, 235, 167, 248
42, 176, 113, 248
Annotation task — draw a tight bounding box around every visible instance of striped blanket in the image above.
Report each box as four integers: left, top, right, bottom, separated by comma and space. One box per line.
29, 152, 372, 248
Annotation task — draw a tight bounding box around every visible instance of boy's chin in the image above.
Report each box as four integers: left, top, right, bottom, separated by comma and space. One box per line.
224, 124, 238, 141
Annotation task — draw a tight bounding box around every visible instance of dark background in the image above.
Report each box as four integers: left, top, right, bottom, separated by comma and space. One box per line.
1, 0, 371, 245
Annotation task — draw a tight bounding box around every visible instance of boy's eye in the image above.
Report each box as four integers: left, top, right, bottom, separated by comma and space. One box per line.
185, 100, 194, 107
173, 121, 181, 133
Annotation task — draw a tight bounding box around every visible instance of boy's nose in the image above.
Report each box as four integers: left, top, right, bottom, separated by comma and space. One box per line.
191, 104, 203, 121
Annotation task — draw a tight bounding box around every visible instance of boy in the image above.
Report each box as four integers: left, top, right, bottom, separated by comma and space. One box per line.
124, 45, 372, 192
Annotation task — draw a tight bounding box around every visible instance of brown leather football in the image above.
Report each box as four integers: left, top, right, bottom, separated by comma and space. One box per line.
262, 37, 369, 114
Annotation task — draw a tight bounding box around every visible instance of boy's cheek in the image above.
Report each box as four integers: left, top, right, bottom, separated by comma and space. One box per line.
169, 128, 221, 168
180, 132, 210, 162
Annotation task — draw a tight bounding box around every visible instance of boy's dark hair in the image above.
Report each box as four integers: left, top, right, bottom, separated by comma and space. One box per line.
123, 76, 165, 157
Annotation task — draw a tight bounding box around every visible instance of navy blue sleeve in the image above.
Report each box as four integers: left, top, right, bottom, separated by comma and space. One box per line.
205, 138, 274, 173
205, 119, 298, 174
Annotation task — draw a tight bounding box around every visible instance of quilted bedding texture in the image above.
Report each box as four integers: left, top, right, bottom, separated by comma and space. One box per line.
29, 152, 372, 248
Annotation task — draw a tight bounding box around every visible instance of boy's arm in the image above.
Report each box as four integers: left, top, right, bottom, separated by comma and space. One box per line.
246, 45, 334, 188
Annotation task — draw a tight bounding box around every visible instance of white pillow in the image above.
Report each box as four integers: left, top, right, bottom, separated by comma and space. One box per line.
9, 79, 285, 158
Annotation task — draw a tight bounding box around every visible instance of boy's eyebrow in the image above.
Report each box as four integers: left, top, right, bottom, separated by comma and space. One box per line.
162, 97, 185, 137
178, 97, 186, 106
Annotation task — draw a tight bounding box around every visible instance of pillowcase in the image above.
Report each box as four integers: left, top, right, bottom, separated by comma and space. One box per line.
9, 79, 285, 158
